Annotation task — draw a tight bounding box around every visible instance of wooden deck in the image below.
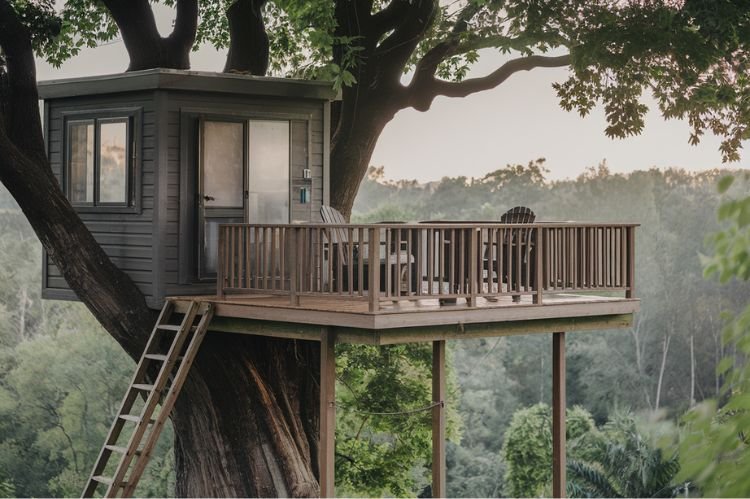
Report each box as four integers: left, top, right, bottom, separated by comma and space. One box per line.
172, 293, 639, 344
186, 221, 641, 344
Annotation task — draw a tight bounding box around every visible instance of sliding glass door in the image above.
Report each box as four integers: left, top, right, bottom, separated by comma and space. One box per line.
197, 118, 291, 279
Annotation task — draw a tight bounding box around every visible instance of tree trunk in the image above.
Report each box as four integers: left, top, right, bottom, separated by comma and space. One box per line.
223, 0, 269, 75
172, 335, 321, 497
689, 334, 696, 407
330, 95, 399, 218
101, 0, 197, 71
654, 333, 671, 412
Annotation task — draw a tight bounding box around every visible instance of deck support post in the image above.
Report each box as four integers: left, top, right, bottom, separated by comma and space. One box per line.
319, 327, 336, 497
552, 331, 566, 498
432, 340, 446, 498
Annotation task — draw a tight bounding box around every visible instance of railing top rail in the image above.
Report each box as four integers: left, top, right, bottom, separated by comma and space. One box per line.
218, 222, 640, 229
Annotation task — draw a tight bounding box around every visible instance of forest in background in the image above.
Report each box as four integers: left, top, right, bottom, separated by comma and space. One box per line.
0, 160, 748, 496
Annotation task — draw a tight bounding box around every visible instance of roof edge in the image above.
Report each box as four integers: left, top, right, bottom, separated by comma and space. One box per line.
38, 68, 338, 101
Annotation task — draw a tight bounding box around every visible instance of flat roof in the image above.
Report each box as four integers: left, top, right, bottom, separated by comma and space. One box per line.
38, 68, 338, 101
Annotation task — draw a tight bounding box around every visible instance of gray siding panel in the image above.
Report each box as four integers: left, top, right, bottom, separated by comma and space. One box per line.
43, 92, 157, 300
42, 84, 330, 309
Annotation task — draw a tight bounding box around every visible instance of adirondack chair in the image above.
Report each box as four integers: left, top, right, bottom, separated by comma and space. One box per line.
500, 206, 536, 224
486, 206, 537, 302
320, 206, 415, 294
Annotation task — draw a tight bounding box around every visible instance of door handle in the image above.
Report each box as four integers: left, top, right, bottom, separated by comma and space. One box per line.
203, 195, 215, 202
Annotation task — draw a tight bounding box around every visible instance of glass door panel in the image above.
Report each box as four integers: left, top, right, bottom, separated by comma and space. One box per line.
199, 120, 245, 278
247, 120, 290, 224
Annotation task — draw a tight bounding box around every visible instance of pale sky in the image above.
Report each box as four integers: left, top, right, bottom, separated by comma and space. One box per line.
35, 7, 748, 183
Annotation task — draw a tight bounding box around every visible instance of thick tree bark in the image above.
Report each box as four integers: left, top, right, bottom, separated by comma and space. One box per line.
224, 0, 269, 75
173, 335, 321, 497
101, 0, 198, 71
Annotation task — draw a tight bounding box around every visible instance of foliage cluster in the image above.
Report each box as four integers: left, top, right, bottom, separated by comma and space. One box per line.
677, 172, 750, 497
0, 199, 174, 497
501, 405, 684, 498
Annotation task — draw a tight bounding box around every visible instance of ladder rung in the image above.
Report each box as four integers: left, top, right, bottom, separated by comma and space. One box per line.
119, 414, 155, 424
156, 324, 197, 333
156, 324, 181, 332
144, 353, 184, 362
105, 445, 141, 456
132, 383, 155, 392
92, 475, 113, 485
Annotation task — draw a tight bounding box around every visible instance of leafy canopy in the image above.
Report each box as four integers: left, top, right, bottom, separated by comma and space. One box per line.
13, 1, 750, 160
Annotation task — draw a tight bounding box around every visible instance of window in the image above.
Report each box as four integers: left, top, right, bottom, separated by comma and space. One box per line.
66, 116, 134, 208
247, 120, 290, 224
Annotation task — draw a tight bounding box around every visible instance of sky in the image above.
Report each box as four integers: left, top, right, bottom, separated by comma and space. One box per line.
35, 7, 747, 183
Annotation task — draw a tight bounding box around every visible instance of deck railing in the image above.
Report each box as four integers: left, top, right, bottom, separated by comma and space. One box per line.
216, 223, 637, 311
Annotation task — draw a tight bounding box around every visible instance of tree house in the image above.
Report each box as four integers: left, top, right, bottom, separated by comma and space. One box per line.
38, 70, 639, 498
39, 69, 335, 308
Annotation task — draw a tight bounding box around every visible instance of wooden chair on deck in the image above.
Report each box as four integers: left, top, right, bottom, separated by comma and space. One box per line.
500, 206, 536, 224
486, 206, 536, 302
320, 206, 414, 295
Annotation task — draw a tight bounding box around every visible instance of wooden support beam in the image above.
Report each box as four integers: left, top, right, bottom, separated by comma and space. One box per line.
432, 340, 446, 498
552, 331, 566, 498
319, 328, 336, 497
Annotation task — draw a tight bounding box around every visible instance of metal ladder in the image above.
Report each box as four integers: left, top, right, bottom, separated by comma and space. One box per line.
82, 299, 214, 498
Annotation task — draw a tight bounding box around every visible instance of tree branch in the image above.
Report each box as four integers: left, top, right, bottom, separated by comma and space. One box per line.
223, 0, 269, 75
167, 0, 199, 56
101, 0, 197, 70
408, 53, 571, 111
369, 0, 411, 38
371, 0, 438, 87
0, 0, 45, 161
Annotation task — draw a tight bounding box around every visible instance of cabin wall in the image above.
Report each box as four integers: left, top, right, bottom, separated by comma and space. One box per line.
41, 86, 330, 309
42, 91, 160, 308
160, 91, 327, 299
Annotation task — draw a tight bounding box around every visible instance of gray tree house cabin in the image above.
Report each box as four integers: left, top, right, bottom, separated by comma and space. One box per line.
39, 69, 335, 308
38, 70, 640, 498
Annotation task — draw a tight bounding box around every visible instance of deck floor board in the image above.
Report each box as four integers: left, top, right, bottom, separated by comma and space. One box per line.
170, 293, 639, 332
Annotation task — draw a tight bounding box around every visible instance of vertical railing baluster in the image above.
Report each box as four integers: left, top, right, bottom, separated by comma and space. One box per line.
416, 228, 424, 297
449, 229, 455, 297
459, 229, 466, 296
289, 227, 299, 305
469, 228, 478, 306
358, 228, 365, 296
346, 227, 356, 296
407, 228, 413, 296
368, 227, 380, 312
534, 227, 543, 304
216, 226, 225, 298
427, 229, 434, 296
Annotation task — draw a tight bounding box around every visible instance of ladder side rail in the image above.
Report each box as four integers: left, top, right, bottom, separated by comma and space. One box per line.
104, 301, 202, 497
82, 301, 176, 498
121, 303, 215, 497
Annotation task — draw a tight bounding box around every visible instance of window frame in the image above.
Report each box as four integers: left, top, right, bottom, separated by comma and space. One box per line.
63, 108, 141, 213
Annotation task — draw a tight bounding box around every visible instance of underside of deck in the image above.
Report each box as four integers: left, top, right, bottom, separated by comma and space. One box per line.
172, 293, 639, 345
